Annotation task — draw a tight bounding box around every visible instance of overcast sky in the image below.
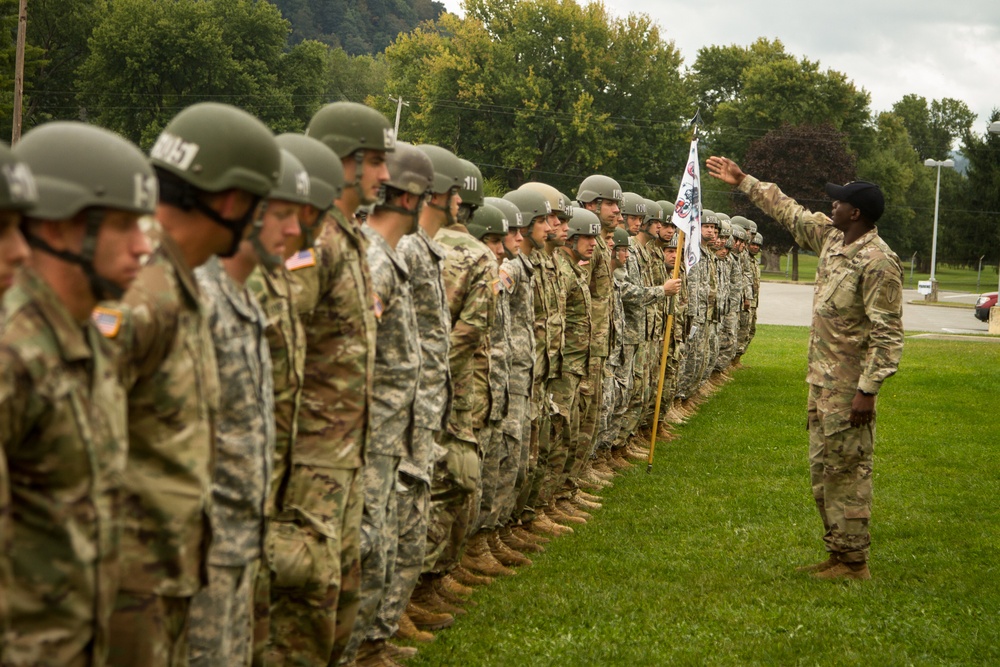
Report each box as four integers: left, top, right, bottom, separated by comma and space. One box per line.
438, 0, 1000, 136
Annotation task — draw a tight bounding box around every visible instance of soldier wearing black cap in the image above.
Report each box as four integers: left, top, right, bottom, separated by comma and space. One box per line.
707, 156, 903, 582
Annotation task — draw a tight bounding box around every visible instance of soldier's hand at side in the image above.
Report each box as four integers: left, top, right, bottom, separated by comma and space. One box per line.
705, 156, 746, 186
663, 278, 682, 296
849, 391, 876, 428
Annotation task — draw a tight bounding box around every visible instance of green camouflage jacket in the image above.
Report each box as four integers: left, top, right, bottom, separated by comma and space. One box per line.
587, 236, 613, 359
739, 175, 904, 393
503, 255, 534, 399
116, 234, 218, 597
0, 269, 126, 665
555, 249, 592, 377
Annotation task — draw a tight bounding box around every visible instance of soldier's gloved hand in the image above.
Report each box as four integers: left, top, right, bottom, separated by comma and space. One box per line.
662, 278, 682, 296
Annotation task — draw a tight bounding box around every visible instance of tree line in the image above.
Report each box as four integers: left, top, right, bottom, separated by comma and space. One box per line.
2, 0, 998, 272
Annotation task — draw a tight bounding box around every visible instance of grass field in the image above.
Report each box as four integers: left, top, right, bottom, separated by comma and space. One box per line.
762, 254, 998, 294
406, 325, 1000, 666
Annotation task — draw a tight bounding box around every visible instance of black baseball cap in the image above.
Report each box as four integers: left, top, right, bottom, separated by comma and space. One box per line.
824, 180, 884, 223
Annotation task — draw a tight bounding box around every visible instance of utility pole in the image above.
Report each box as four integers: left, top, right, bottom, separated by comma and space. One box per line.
12, 0, 28, 144
389, 96, 408, 139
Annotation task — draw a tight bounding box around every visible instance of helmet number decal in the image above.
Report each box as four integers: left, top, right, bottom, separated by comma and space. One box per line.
295, 170, 311, 197
150, 132, 200, 171
2, 163, 37, 204
383, 128, 397, 149
463, 175, 478, 192
133, 173, 158, 211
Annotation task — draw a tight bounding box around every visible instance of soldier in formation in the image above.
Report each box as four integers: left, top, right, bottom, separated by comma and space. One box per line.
0, 101, 786, 667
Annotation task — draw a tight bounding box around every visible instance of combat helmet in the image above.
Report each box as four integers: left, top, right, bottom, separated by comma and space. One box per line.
417, 144, 464, 195
701, 209, 720, 228
732, 226, 748, 242
718, 219, 732, 238
612, 226, 632, 251
0, 143, 36, 212
377, 142, 434, 227
466, 203, 508, 241
566, 207, 601, 239
16, 121, 158, 299
576, 174, 623, 205
644, 199, 665, 224
151, 102, 280, 257
503, 189, 551, 224
620, 192, 647, 219
275, 133, 344, 212
753, 233, 763, 246
746, 219, 758, 235
457, 158, 484, 210
306, 102, 396, 159
250, 149, 310, 270
519, 182, 571, 220
486, 196, 526, 229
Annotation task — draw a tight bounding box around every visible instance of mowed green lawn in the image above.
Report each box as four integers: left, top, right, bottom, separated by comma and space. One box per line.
407, 325, 1000, 666
764, 253, 998, 294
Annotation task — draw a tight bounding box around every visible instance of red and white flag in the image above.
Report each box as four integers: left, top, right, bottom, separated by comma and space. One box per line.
670, 138, 702, 270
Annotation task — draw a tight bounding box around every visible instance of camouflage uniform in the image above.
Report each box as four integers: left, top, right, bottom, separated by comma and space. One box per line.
677, 244, 711, 399
245, 261, 306, 665
595, 267, 628, 451
424, 225, 496, 574
495, 255, 534, 526
342, 226, 421, 661
375, 228, 450, 641
715, 252, 743, 371
665, 261, 688, 405
736, 248, 755, 356
553, 250, 593, 491
616, 238, 664, 445
109, 234, 219, 667
580, 236, 613, 463
747, 253, 761, 351
540, 251, 578, 505
739, 175, 904, 563
519, 247, 561, 518
189, 256, 275, 667
644, 237, 668, 425
478, 261, 513, 532
701, 249, 727, 383
278, 207, 374, 665
0, 269, 126, 666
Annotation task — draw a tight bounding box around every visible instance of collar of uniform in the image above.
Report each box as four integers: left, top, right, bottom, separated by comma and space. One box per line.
831, 226, 880, 260
443, 222, 471, 235
417, 226, 448, 262
517, 253, 535, 276
10, 267, 93, 363
158, 232, 203, 310
329, 207, 366, 247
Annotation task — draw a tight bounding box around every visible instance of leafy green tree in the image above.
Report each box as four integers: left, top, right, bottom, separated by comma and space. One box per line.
78, 0, 327, 146
382, 0, 691, 198
690, 38, 871, 161
891, 94, 976, 161
0, 0, 47, 138
728, 123, 855, 280
949, 111, 1000, 268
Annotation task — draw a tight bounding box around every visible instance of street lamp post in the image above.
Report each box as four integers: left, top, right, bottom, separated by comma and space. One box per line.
988, 122, 1000, 334
923, 158, 955, 302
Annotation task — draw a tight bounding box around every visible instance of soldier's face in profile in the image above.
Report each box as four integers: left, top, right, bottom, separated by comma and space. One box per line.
664, 247, 677, 269
483, 233, 505, 263
701, 224, 717, 242
529, 217, 549, 247
660, 223, 675, 242
0, 210, 28, 294
625, 215, 642, 235
503, 228, 523, 256
258, 199, 301, 260
92, 209, 152, 294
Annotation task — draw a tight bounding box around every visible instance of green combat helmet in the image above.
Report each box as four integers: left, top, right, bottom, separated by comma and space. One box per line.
0, 142, 37, 212
566, 207, 601, 239
503, 188, 551, 249
746, 219, 758, 235
16, 121, 158, 299
753, 233, 763, 246
612, 225, 632, 251
576, 174, 623, 205
701, 210, 720, 228
275, 133, 344, 246
417, 144, 464, 225
732, 226, 748, 242
656, 199, 674, 222
520, 182, 571, 220
378, 141, 434, 228
151, 102, 280, 257
250, 149, 311, 270
457, 158, 484, 222
275, 134, 344, 212
716, 212, 731, 225
718, 219, 732, 238
644, 199, 665, 225
466, 203, 508, 241
306, 101, 396, 195
485, 196, 526, 229
666, 233, 679, 249
620, 192, 647, 219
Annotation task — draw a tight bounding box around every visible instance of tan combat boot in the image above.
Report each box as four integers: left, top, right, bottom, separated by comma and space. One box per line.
557, 499, 591, 521
795, 555, 840, 573
405, 601, 454, 631
487, 532, 532, 567
461, 533, 516, 577
812, 561, 871, 581
513, 524, 550, 545
451, 564, 492, 587
395, 611, 435, 643
547, 502, 586, 525
572, 494, 602, 511
433, 576, 477, 608
439, 572, 475, 597
385, 642, 419, 661
500, 526, 544, 554
410, 577, 466, 616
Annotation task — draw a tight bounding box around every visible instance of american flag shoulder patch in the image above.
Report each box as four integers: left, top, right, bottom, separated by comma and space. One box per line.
498, 269, 514, 291
373, 292, 385, 319
92, 306, 123, 339
285, 249, 316, 271
491, 279, 502, 295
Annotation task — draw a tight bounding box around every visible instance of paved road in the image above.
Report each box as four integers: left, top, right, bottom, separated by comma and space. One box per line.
756, 282, 990, 334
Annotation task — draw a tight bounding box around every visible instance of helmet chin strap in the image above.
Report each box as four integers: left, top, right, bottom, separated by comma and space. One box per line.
158, 176, 259, 258
427, 191, 457, 227
246, 202, 283, 271
23, 208, 125, 301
